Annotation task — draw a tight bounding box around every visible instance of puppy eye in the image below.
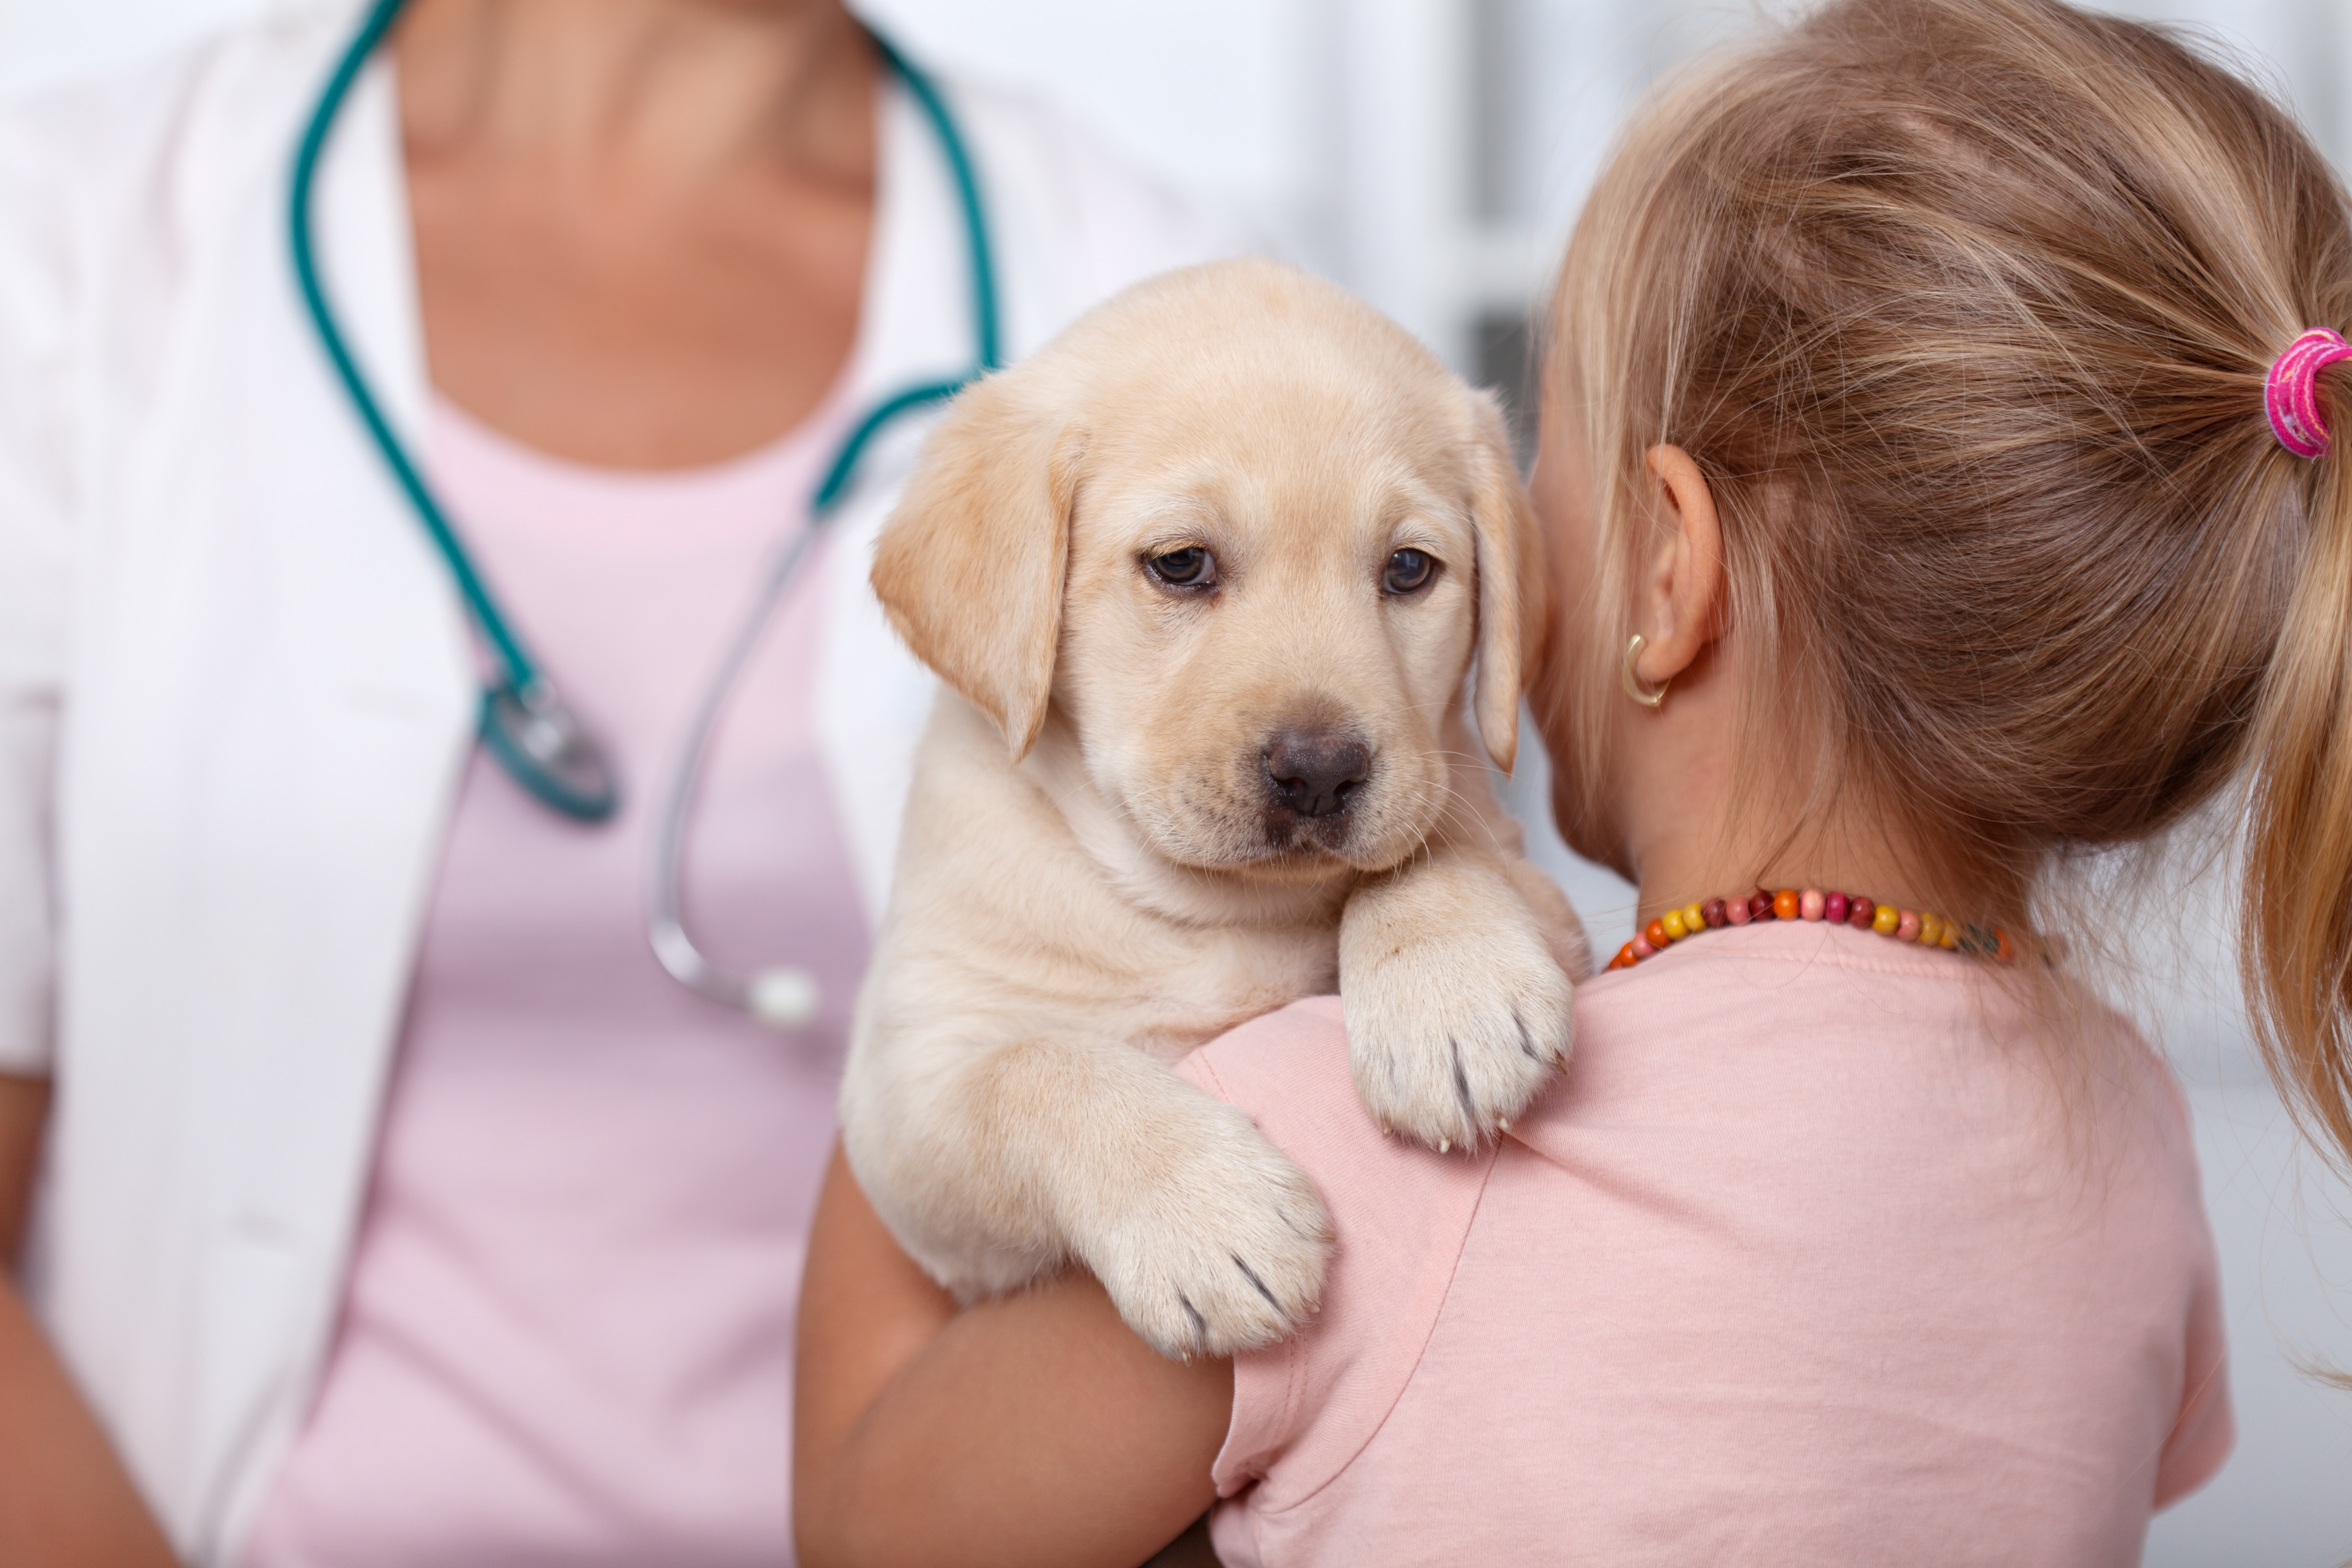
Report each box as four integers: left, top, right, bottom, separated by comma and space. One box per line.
1383, 548, 1437, 595
1148, 546, 1216, 588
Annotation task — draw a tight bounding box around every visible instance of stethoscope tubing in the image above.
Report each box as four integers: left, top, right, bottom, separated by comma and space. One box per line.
290, 0, 540, 701
643, 36, 1002, 1023
644, 520, 826, 1016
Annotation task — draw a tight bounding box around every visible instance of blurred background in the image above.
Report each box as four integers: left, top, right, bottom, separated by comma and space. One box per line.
5, 0, 2350, 1560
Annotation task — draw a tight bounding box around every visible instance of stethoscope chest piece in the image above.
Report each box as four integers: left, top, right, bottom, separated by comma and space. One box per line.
480, 683, 620, 823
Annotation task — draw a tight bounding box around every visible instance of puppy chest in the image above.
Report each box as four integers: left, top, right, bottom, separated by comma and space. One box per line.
1114, 924, 1339, 1060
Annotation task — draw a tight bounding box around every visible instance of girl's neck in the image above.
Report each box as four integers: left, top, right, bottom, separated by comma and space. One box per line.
1631, 810, 1947, 924
1604, 643, 1947, 921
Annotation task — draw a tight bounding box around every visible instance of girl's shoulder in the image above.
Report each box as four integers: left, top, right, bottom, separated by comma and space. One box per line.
1177, 997, 1498, 1506
1180, 931, 2227, 1564
1187, 924, 2192, 1205
1567, 917, 2196, 1166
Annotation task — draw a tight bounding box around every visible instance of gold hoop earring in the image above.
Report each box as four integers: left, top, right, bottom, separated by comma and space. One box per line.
1621, 634, 1669, 708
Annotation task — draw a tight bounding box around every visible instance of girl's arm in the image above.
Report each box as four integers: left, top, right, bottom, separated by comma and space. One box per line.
793, 1144, 1232, 1568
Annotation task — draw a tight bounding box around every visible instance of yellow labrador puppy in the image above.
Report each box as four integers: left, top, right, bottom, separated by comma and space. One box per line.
844, 258, 1588, 1358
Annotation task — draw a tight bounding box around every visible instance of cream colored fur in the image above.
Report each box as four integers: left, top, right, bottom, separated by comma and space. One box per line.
843, 259, 1589, 1358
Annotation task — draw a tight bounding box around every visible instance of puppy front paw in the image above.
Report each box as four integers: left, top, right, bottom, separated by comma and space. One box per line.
1341, 865, 1575, 1150
1075, 1096, 1331, 1359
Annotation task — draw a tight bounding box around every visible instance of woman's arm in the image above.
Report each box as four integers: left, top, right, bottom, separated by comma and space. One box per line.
0, 1073, 178, 1567
794, 1144, 1232, 1568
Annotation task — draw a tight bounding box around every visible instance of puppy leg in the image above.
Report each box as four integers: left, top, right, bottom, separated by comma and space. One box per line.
842, 1027, 1330, 1358
1423, 711, 1594, 985
1338, 846, 1577, 1150
1496, 852, 1598, 984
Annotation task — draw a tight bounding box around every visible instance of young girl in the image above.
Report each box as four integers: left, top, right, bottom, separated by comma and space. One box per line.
785, 0, 2352, 1557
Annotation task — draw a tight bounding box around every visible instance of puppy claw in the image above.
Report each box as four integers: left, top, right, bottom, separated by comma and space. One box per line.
1233, 1253, 1284, 1313
1178, 1292, 1208, 1347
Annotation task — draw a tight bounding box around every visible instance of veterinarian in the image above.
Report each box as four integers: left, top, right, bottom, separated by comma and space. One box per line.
0, 0, 1235, 1561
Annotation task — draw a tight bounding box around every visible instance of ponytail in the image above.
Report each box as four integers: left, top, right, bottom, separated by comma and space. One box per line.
2244, 436, 2352, 1166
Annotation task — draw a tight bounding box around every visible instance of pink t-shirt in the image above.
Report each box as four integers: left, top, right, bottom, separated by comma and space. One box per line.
244, 391, 868, 1567
1179, 919, 2230, 1568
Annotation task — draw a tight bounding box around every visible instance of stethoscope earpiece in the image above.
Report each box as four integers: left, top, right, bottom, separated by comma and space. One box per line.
745, 968, 823, 1031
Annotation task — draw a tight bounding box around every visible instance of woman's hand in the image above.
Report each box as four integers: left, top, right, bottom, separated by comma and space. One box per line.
793, 1144, 1232, 1568
0, 1073, 179, 1567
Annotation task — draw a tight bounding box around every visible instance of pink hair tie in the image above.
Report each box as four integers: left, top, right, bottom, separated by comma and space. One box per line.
2265, 328, 2352, 459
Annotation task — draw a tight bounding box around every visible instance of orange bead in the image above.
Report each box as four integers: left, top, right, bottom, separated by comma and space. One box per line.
1772, 888, 1800, 921
1612, 941, 1638, 969
1645, 919, 1670, 950
1995, 928, 2016, 962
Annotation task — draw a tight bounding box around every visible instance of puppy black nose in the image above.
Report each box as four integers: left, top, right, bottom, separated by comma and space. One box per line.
1264, 730, 1371, 819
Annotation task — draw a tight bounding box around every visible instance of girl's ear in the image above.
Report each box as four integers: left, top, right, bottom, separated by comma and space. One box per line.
871, 372, 1086, 761
1465, 389, 1547, 775
1630, 444, 1724, 688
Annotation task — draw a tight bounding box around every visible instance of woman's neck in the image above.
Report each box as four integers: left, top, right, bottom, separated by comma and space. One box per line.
392, 0, 877, 468
395, 0, 874, 188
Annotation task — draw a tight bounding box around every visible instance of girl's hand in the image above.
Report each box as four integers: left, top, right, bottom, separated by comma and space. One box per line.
793, 1143, 1233, 1568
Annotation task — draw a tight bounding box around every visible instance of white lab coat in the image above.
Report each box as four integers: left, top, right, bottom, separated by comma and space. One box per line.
0, 6, 1234, 1560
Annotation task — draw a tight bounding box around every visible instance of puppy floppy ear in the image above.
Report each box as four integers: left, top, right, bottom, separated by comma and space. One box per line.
1464, 389, 1547, 775
872, 370, 1083, 761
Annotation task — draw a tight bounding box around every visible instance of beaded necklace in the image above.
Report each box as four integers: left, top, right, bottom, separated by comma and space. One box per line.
1604, 886, 2015, 971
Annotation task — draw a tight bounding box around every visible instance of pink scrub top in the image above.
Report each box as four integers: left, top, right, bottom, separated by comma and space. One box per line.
1180, 921, 2231, 1568
244, 387, 869, 1567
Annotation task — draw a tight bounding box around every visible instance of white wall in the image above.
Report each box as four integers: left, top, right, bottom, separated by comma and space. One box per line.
5, 1, 2351, 1560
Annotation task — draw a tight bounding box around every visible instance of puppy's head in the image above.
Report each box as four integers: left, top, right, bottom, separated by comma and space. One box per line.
872, 258, 1544, 877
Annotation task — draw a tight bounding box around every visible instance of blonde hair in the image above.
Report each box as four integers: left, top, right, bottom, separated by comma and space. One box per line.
1549, 0, 2352, 1161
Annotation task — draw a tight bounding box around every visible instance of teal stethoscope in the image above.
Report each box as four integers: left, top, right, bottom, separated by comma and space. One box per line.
291, 0, 1000, 1026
